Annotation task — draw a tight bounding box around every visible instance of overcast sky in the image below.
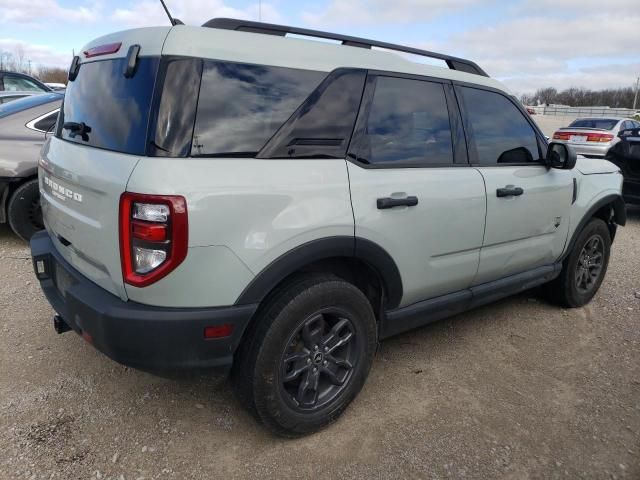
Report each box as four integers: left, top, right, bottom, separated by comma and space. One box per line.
1, 0, 638, 95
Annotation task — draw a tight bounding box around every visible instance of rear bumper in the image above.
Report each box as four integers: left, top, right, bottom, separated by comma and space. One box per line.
30, 231, 257, 372
556, 141, 609, 158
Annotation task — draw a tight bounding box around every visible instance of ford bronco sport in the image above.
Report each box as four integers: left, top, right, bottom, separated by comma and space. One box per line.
30, 19, 626, 437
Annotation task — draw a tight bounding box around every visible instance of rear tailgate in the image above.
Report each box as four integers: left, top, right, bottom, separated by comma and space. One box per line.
40, 139, 141, 299
40, 27, 170, 300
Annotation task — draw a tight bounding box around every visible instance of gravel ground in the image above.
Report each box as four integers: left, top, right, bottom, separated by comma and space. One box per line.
1, 207, 639, 480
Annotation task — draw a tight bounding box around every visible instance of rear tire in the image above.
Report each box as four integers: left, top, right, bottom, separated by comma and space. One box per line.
7, 179, 43, 241
546, 218, 611, 307
232, 274, 377, 437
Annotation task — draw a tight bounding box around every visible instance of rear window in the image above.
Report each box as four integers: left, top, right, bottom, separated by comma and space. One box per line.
568, 118, 618, 130
57, 57, 159, 155
191, 61, 325, 157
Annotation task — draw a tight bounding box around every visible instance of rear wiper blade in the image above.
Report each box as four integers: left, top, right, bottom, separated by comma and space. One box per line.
63, 121, 91, 141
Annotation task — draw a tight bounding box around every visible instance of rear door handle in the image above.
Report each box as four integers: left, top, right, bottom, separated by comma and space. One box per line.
377, 196, 419, 209
496, 186, 524, 198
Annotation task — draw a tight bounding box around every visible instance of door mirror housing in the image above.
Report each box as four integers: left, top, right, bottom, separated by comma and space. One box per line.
546, 142, 577, 170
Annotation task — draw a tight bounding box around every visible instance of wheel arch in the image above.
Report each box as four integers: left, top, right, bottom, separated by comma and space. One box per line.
561, 194, 626, 261
234, 236, 403, 311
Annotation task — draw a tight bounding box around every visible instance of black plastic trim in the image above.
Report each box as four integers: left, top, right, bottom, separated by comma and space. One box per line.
382, 263, 561, 339
257, 68, 366, 159
202, 18, 489, 77
559, 194, 627, 262
234, 236, 404, 309
30, 231, 257, 371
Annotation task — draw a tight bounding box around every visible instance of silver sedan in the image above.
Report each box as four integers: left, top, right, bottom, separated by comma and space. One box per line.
552, 117, 640, 158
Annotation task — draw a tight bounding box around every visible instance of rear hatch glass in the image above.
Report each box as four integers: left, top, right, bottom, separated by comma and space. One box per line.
57, 57, 159, 154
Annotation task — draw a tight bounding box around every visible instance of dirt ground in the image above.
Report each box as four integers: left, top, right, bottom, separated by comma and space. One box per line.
1, 208, 639, 480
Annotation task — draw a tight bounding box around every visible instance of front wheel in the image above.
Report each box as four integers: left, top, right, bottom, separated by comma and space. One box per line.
546, 218, 611, 307
232, 274, 377, 437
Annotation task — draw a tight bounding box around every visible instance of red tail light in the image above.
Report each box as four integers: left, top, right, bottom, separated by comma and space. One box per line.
553, 131, 570, 140
119, 192, 188, 287
586, 133, 614, 142
553, 131, 614, 143
84, 42, 121, 58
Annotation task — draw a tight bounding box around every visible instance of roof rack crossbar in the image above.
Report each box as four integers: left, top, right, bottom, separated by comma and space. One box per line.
201, 18, 489, 77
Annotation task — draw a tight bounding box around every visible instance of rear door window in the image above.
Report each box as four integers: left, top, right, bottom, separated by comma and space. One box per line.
459, 87, 541, 165
191, 61, 325, 157
57, 57, 160, 155
353, 76, 454, 166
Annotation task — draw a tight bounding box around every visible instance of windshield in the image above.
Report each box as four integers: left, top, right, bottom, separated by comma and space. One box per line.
0, 93, 62, 118
568, 118, 619, 130
57, 57, 159, 155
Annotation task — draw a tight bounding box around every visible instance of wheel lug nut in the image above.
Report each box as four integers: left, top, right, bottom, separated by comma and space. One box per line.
323, 346, 328, 352
313, 367, 318, 372
323, 360, 328, 366
306, 358, 311, 364
314, 345, 319, 350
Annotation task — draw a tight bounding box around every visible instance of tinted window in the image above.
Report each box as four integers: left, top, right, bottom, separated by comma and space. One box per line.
460, 87, 540, 165
356, 76, 453, 165
259, 69, 366, 159
569, 118, 618, 130
58, 57, 159, 155
192, 61, 324, 157
3, 75, 44, 92
33, 111, 59, 132
151, 58, 202, 157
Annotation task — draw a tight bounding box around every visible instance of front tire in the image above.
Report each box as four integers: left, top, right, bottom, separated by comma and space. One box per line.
7, 179, 43, 241
547, 218, 611, 307
232, 274, 377, 437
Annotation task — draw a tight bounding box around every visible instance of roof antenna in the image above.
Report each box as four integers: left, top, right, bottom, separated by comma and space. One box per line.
158, 0, 182, 26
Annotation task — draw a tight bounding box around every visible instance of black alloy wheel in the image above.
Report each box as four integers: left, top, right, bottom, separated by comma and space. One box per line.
280, 309, 358, 411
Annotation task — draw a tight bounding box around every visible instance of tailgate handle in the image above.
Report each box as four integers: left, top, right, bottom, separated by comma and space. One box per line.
496, 186, 524, 198
377, 196, 419, 209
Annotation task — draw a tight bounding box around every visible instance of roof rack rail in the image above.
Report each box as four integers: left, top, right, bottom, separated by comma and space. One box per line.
201, 18, 489, 77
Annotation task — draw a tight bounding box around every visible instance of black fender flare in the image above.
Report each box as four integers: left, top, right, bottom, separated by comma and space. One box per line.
561, 194, 626, 261
234, 236, 403, 309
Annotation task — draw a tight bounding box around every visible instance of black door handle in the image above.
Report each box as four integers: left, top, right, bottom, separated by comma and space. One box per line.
377, 196, 419, 209
496, 186, 524, 198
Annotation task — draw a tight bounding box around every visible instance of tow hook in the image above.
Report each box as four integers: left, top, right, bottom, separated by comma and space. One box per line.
53, 314, 71, 334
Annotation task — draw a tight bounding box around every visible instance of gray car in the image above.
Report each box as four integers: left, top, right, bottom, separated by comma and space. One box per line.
0, 92, 62, 239
552, 117, 640, 158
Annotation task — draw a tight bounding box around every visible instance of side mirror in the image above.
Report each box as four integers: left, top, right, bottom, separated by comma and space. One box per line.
546, 142, 577, 170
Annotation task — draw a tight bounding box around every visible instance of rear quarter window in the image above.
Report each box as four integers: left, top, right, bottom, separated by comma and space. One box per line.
191, 61, 325, 157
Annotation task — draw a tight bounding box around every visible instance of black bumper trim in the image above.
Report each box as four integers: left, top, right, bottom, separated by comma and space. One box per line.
30, 231, 258, 371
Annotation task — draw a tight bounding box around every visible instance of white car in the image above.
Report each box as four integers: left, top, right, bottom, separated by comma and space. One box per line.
30, 18, 626, 436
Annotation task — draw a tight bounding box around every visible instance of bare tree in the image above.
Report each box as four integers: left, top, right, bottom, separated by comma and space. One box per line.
521, 86, 636, 109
